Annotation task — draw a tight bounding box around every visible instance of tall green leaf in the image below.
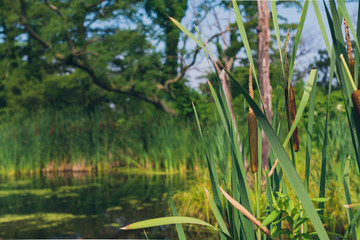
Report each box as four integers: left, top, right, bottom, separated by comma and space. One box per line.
168, 192, 187, 240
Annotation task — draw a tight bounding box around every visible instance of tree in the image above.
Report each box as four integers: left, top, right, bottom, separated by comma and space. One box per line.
0, 0, 204, 115
257, 0, 272, 169
144, 0, 188, 78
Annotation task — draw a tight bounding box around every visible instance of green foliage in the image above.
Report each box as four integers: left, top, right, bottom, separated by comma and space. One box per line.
262, 192, 317, 239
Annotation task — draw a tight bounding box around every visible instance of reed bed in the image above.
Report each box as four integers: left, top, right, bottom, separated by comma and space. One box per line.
0, 108, 225, 175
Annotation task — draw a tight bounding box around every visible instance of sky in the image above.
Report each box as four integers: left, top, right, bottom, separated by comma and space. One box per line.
182, 1, 359, 88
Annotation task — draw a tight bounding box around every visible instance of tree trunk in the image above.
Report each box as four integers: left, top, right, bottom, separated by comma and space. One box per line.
257, 0, 272, 169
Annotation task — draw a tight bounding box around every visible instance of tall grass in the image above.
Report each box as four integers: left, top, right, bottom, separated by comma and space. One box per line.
0, 108, 227, 175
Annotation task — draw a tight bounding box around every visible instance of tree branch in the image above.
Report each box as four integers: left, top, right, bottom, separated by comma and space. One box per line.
162, 30, 232, 93
44, 0, 76, 54
67, 56, 176, 114
10, 0, 51, 49
11, 0, 176, 114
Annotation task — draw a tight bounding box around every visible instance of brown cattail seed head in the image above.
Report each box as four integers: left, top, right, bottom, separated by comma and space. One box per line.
290, 86, 299, 152
285, 85, 299, 152
352, 90, 360, 119
248, 111, 258, 173
344, 18, 355, 80
248, 65, 258, 173
249, 65, 254, 100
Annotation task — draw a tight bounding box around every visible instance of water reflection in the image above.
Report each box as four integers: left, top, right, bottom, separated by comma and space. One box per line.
0, 171, 197, 239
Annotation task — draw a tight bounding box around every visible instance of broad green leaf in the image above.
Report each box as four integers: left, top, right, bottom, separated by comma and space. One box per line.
260, 211, 280, 227
121, 216, 217, 230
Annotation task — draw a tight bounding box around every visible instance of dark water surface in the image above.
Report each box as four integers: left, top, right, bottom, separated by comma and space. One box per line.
0, 171, 216, 239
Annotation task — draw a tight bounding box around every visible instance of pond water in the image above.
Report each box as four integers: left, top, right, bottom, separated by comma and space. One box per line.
0, 171, 217, 239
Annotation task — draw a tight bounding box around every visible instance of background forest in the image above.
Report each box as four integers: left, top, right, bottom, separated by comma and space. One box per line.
0, 0, 336, 173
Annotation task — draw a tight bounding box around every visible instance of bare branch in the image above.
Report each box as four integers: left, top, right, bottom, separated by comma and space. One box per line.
162, 29, 234, 92
213, 9, 228, 48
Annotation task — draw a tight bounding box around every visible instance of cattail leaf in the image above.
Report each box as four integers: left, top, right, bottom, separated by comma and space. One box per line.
232, 0, 267, 118
356, 0, 360, 88
121, 216, 217, 230
169, 17, 204, 50
192, 103, 222, 214
305, 75, 316, 191
218, 186, 271, 237
343, 156, 357, 239
204, 188, 231, 238
271, 1, 283, 62
312, 1, 332, 53
338, 0, 360, 52
323, 1, 360, 170
311, 198, 330, 203
168, 192, 187, 240
344, 210, 360, 239
208, 80, 254, 239
288, 0, 309, 85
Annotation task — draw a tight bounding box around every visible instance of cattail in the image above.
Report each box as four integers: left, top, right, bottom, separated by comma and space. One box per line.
289, 86, 299, 152
352, 90, 360, 119
284, 33, 299, 152
340, 53, 360, 119
344, 18, 355, 80
343, 19, 360, 118
248, 65, 258, 173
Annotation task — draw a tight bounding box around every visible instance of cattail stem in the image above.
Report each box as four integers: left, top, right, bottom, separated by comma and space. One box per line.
249, 65, 258, 173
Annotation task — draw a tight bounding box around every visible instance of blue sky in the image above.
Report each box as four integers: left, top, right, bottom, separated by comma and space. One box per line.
182, 1, 359, 88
